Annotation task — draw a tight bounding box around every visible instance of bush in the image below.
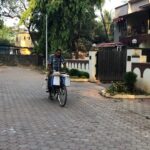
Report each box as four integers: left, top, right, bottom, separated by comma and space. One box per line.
69, 69, 81, 77
69, 69, 89, 78
124, 72, 137, 92
107, 82, 127, 95
79, 71, 89, 78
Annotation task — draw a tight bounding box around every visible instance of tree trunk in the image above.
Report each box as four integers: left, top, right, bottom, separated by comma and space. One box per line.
100, 6, 109, 42
71, 36, 79, 59
75, 41, 79, 59
27, 26, 37, 48
28, 30, 36, 47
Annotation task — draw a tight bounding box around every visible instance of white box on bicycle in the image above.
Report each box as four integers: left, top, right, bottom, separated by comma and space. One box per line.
61, 74, 70, 86
52, 76, 60, 86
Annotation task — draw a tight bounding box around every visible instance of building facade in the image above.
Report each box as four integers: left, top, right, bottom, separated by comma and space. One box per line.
15, 31, 33, 55
114, 0, 150, 48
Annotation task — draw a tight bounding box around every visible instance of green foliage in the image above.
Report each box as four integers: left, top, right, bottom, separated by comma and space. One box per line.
124, 72, 137, 92
0, 25, 15, 44
79, 71, 89, 78
107, 72, 138, 95
45, 0, 97, 52
62, 51, 72, 59
107, 82, 128, 95
1, 0, 109, 54
103, 10, 113, 40
69, 69, 89, 78
1, 0, 108, 54
94, 0, 109, 41
0, 20, 4, 29
69, 69, 81, 77
93, 21, 108, 43
23, 0, 104, 54
0, 38, 10, 45
19, 0, 37, 25
0, 0, 38, 47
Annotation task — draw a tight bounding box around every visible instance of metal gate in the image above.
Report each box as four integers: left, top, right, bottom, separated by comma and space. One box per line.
96, 47, 127, 81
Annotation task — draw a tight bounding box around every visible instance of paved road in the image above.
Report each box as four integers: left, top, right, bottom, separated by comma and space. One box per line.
0, 66, 150, 150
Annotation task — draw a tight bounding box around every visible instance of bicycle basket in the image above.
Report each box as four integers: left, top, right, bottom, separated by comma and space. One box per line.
61, 74, 70, 86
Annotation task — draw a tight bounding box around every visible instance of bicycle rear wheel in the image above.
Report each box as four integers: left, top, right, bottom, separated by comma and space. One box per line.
58, 86, 67, 107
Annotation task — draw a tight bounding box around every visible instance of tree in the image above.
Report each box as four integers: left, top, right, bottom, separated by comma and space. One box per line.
95, 0, 109, 41
0, 0, 38, 46
2, 0, 107, 57
0, 0, 27, 19
45, 0, 95, 55
0, 19, 4, 29
93, 21, 108, 43
19, 0, 38, 46
103, 10, 113, 40
24, 0, 98, 57
0, 25, 15, 45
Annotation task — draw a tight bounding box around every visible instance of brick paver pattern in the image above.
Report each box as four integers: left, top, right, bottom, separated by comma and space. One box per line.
0, 66, 150, 150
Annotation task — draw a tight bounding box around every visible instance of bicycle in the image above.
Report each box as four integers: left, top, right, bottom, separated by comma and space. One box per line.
48, 72, 70, 107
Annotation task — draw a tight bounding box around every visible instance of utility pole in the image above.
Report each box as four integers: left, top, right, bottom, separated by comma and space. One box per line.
46, 14, 48, 70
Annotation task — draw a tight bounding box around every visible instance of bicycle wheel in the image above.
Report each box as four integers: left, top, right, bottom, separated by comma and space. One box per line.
57, 86, 67, 107
49, 87, 56, 100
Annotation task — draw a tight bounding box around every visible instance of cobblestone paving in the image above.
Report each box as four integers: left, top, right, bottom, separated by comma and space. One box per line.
0, 66, 150, 150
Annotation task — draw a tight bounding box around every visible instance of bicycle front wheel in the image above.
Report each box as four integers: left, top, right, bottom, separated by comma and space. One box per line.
58, 86, 67, 107
49, 87, 56, 101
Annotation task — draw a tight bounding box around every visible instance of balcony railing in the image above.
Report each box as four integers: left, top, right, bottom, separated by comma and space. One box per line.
123, 26, 147, 37
118, 22, 148, 38
120, 33, 150, 46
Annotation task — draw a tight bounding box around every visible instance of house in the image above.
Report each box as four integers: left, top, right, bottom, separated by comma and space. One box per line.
15, 31, 33, 55
114, 0, 150, 93
114, 0, 150, 48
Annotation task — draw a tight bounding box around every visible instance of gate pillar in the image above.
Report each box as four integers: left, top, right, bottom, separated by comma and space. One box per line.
89, 50, 98, 82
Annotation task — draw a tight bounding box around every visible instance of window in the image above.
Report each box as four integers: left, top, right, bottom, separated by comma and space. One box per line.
24, 36, 26, 40
28, 37, 30, 40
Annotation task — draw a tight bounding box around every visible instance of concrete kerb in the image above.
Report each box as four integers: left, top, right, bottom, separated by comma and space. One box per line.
70, 78, 89, 82
100, 89, 150, 99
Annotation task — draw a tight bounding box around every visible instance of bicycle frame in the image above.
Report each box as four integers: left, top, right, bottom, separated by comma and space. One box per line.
48, 73, 68, 107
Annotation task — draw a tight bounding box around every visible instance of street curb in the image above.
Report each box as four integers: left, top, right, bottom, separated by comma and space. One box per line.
70, 78, 89, 82
100, 89, 150, 99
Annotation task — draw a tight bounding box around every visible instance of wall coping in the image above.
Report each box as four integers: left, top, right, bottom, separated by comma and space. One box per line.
65, 59, 89, 63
